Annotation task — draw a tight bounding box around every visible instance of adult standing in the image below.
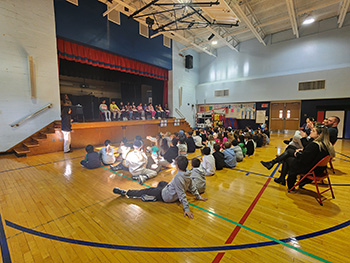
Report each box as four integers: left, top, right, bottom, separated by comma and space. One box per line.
61, 107, 73, 153
327, 116, 340, 145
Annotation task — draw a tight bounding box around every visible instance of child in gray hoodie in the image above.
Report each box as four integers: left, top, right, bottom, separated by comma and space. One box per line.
190, 158, 206, 194
113, 156, 208, 219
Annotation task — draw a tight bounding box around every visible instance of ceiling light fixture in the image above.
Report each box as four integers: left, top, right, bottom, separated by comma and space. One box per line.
208, 33, 215, 40
212, 40, 218, 45
303, 17, 315, 25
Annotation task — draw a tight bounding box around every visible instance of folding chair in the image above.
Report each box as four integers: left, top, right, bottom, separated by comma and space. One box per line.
288, 155, 335, 206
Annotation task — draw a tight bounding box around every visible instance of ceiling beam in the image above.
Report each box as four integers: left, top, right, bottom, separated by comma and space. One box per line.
338, 0, 350, 28
111, 0, 216, 57
285, 0, 299, 38
103, 1, 119, 17
223, 0, 342, 38
206, 26, 239, 52
225, 0, 266, 46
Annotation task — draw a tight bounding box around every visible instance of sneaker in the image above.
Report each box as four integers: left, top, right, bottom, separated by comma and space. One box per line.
141, 194, 157, 202
110, 162, 123, 171
113, 187, 127, 196
137, 175, 148, 185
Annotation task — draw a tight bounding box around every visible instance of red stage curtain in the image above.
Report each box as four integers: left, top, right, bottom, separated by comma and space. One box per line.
57, 38, 169, 103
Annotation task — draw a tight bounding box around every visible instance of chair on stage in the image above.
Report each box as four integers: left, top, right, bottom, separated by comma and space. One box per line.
288, 155, 335, 206
76, 106, 85, 122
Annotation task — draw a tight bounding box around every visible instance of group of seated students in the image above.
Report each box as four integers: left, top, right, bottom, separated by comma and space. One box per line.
79, 124, 271, 218
261, 116, 339, 191
99, 100, 170, 121
79, 115, 339, 218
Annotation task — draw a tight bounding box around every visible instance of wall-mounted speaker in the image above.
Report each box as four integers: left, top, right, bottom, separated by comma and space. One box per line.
185, 55, 193, 69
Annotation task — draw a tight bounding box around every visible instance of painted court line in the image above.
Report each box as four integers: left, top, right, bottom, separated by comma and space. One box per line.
105, 162, 330, 262
5, 216, 345, 263
0, 213, 11, 263
212, 164, 280, 263
336, 152, 350, 159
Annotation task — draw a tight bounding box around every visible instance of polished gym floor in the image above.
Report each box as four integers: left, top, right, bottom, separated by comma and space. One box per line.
0, 134, 349, 262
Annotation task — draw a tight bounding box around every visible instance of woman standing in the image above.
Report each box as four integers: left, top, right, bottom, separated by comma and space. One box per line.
61, 107, 73, 153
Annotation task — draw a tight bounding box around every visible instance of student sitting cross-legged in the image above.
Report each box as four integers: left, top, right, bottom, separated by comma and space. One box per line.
81, 145, 101, 169
124, 140, 157, 185
212, 143, 225, 170
201, 147, 216, 176
190, 158, 206, 194
222, 141, 237, 168
112, 156, 208, 219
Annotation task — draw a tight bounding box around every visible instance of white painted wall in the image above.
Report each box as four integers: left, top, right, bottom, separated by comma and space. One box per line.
197, 22, 350, 104
169, 41, 199, 127
0, 0, 61, 152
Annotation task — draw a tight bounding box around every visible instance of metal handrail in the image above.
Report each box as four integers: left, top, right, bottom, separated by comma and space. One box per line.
175, 108, 186, 119
10, 103, 53, 127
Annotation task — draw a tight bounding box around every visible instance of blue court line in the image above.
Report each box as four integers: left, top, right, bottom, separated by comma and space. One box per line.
336, 157, 350, 163
0, 214, 11, 263
336, 152, 350, 159
5, 218, 349, 257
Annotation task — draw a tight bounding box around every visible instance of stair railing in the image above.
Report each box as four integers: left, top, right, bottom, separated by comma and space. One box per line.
10, 103, 53, 127
175, 108, 186, 119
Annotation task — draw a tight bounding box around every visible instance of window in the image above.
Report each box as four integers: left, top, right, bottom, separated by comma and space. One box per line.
286, 110, 291, 119
279, 110, 283, 118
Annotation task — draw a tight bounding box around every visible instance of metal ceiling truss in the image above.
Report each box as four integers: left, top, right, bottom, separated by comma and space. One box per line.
285, 0, 299, 38
225, 0, 266, 45
338, 0, 350, 28
127, 0, 238, 33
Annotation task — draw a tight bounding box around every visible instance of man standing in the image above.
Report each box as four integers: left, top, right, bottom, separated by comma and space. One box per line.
327, 116, 340, 144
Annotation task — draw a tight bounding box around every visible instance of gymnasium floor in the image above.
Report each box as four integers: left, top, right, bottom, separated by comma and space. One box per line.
0, 134, 349, 263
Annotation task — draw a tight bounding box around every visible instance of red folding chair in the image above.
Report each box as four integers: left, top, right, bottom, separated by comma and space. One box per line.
288, 155, 335, 206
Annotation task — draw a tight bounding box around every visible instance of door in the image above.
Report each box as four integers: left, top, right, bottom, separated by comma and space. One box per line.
270, 101, 300, 133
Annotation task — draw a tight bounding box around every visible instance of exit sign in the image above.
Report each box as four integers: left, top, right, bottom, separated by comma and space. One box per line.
261, 103, 268, 108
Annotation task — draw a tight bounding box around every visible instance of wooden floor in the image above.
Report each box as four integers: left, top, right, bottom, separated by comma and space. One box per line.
0, 134, 349, 262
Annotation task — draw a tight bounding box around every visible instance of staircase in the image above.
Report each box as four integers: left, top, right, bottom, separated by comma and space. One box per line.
12, 121, 63, 157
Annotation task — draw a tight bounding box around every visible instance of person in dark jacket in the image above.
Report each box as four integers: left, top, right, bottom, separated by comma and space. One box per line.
286, 126, 335, 190
80, 145, 101, 169
212, 144, 225, 170
158, 138, 179, 168
61, 107, 72, 153
186, 131, 196, 153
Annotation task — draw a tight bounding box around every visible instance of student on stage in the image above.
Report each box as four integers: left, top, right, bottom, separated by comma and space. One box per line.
99, 100, 111, 121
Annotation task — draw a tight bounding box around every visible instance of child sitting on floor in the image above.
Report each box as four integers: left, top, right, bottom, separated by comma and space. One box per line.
112, 156, 208, 219
99, 139, 116, 165
190, 158, 206, 194
222, 141, 237, 168
231, 139, 244, 162
201, 147, 216, 176
81, 145, 101, 169
212, 143, 225, 170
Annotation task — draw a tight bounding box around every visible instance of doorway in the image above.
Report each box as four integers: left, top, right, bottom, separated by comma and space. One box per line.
270, 101, 301, 133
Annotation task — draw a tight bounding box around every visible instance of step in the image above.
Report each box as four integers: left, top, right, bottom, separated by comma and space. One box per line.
23, 139, 39, 148
14, 145, 30, 155
32, 133, 47, 140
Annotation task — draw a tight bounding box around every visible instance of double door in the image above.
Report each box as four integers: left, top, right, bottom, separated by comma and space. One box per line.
270, 101, 300, 133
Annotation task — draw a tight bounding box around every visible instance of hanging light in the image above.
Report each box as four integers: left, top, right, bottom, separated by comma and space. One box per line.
211, 40, 218, 45
303, 16, 315, 25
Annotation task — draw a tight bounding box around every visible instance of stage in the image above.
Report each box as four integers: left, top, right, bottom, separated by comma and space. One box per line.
70, 118, 191, 148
